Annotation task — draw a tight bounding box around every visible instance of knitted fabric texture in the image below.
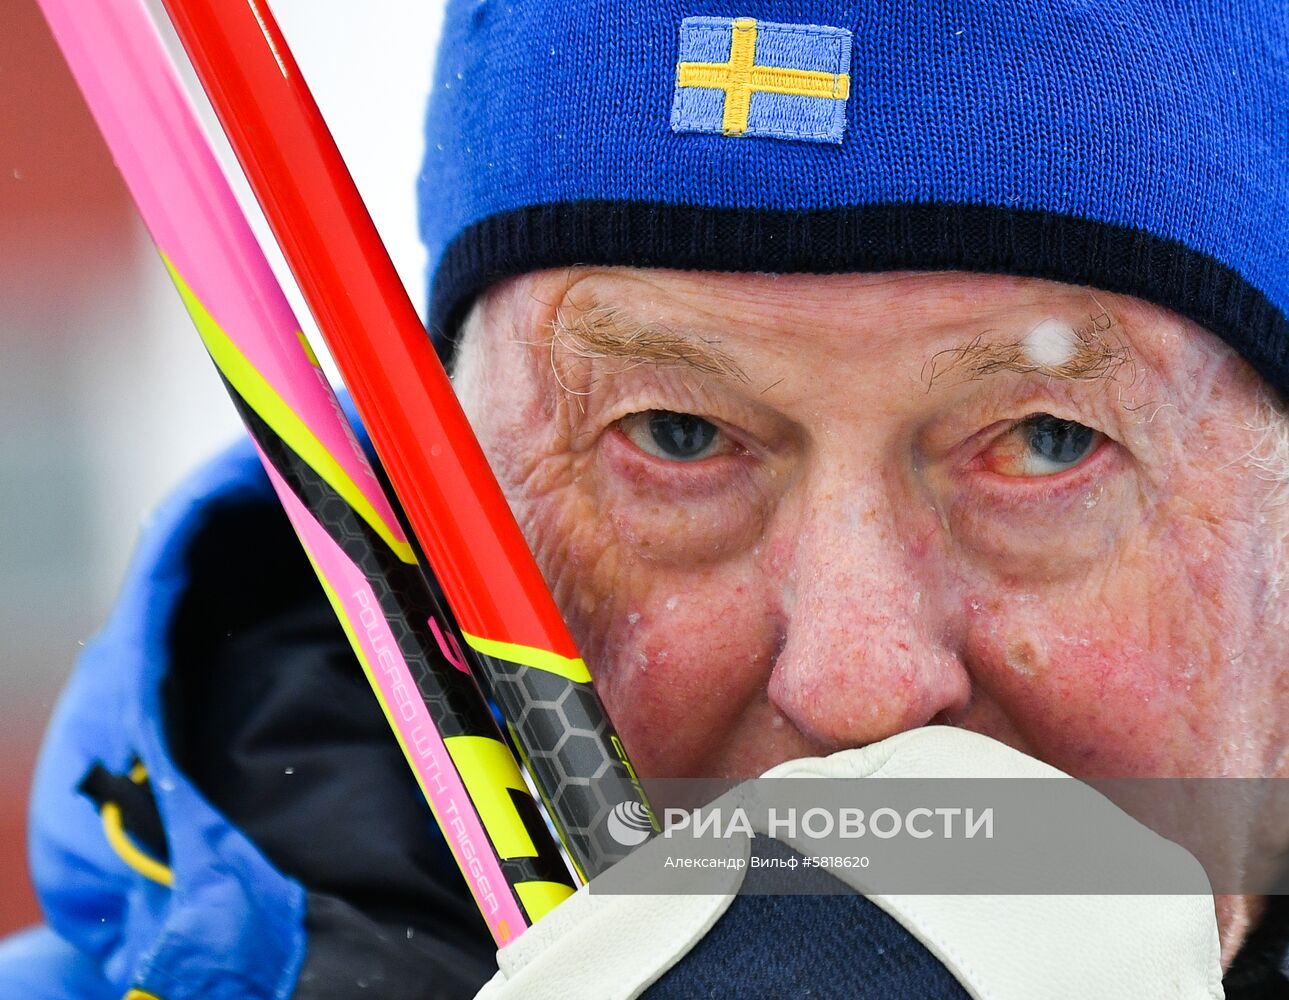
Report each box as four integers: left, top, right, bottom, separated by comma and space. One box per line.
419, 1, 1289, 396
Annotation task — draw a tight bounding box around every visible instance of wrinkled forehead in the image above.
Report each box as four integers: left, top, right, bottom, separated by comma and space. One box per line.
462, 267, 1251, 398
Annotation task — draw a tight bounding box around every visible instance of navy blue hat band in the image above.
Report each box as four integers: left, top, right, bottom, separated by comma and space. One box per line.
429, 199, 1289, 399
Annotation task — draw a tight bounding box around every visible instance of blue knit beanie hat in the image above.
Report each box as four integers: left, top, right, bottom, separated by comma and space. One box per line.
420, 2, 1288, 397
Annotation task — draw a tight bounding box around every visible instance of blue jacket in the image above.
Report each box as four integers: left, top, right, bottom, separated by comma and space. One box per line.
0, 438, 308, 999
0, 425, 495, 999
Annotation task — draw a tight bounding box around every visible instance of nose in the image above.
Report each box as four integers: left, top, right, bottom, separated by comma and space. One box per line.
764, 488, 970, 751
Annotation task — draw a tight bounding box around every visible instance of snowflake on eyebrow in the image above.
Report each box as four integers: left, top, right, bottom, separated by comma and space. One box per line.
921, 308, 1133, 391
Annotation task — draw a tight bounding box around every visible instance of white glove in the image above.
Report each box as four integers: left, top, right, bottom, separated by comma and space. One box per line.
476, 727, 1224, 1000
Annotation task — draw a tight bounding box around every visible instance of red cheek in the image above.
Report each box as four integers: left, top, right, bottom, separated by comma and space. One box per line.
963, 620, 1187, 777
598, 576, 784, 778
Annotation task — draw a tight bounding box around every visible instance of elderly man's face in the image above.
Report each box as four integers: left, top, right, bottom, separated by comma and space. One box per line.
456, 268, 1288, 957
456, 269, 1287, 789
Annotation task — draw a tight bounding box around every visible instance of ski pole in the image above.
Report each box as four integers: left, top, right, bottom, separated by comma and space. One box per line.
159, 0, 657, 879
36, 0, 574, 944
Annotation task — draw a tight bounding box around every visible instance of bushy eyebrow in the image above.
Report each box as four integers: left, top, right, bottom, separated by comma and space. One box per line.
922, 313, 1133, 389
548, 305, 749, 383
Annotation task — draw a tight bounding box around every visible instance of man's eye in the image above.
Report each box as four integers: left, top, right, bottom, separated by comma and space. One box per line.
620, 410, 725, 462
982, 414, 1103, 477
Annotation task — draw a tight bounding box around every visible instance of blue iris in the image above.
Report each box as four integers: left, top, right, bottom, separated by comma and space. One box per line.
648, 411, 719, 460
1027, 416, 1095, 468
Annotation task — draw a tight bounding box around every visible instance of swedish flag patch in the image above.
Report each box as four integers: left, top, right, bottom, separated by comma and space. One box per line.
671, 17, 852, 144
